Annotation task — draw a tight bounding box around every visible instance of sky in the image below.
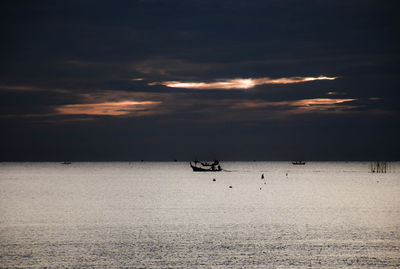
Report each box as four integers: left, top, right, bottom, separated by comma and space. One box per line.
1, 0, 399, 161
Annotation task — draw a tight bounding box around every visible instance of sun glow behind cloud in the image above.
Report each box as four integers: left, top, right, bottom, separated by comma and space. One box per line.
57, 100, 161, 116
156, 76, 337, 90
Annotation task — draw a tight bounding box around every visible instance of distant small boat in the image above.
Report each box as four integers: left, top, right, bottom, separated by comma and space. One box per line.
61, 161, 72, 165
190, 160, 222, 172
292, 160, 306, 165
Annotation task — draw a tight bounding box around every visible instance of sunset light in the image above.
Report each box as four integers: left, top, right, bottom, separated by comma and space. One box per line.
57, 100, 161, 116
157, 76, 338, 90
293, 98, 356, 107
233, 98, 356, 111
2, 2, 398, 267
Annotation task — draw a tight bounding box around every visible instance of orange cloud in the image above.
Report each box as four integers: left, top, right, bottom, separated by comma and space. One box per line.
233, 98, 356, 112
292, 98, 355, 107
57, 100, 161, 116
155, 76, 337, 90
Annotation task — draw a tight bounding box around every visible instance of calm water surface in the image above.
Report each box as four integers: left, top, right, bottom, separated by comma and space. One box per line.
0, 162, 399, 268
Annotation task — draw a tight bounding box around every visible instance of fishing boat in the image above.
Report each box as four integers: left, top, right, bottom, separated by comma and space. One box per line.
190, 160, 222, 172
292, 160, 306, 165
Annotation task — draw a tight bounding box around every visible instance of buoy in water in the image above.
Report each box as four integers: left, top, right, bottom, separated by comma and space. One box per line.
212, 178, 216, 182
261, 174, 264, 179
229, 185, 232, 188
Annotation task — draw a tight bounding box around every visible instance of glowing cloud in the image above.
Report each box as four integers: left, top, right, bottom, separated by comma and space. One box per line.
57, 100, 161, 116
292, 98, 355, 107
326, 91, 338, 95
234, 98, 356, 112
155, 76, 337, 90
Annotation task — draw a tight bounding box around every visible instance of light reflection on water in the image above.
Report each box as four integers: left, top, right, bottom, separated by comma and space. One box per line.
0, 162, 399, 268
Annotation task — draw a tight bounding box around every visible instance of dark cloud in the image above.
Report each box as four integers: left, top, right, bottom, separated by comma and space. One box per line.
0, 0, 399, 160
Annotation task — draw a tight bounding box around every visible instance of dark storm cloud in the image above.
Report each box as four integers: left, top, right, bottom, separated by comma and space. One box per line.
0, 0, 399, 160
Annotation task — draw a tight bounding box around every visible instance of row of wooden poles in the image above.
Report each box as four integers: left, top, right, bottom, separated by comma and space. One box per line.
370, 161, 389, 173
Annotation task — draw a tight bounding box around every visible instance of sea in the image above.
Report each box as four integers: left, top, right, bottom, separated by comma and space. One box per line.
0, 162, 399, 268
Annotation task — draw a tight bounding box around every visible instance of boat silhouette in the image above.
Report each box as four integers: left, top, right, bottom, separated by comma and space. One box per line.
190, 160, 222, 172
292, 160, 306, 165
